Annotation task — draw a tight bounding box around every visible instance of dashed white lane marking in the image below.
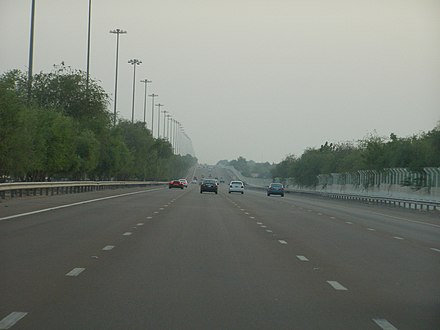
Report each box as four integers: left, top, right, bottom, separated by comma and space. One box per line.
330, 216, 336, 219
296, 255, 309, 261
260, 225, 267, 228
137, 223, 144, 226
278, 240, 288, 245
123, 232, 132, 236
0, 312, 28, 329
250, 216, 255, 219
154, 211, 159, 214
373, 318, 398, 330
327, 281, 348, 291
368, 228, 376, 231
66, 268, 85, 277
393, 236, 404, 240
265, 230, 273, 233
317, 213, 323, 216
147, 216, 153, 219
0, 188, 164, 221
240, 209, 245, 211
244, 212, 249, 215
431, 248, 440, 253
159, 208, 164, 210
102, 245, 115, 251
256, 222, 263, 225
346, 221, 353, 225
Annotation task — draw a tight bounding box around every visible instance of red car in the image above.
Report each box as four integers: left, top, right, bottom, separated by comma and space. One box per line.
169, 180, 184, 189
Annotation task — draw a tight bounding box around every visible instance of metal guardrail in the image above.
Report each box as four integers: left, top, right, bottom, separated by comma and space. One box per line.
241, 182, 440, 211
310, 190, 440, 211
0, 181, 167, 200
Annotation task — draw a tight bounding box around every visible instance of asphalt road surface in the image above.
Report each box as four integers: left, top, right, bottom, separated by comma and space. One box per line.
1, 168, 439, 329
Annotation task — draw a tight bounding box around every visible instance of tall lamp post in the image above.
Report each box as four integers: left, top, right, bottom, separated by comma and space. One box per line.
128, 59, 142, 123
109, 28, 127, 126
140, 79, 152, 126
162, 110, 168, 139
149, 93, 158, 136
27, 0, 36, 103
86, 0, 92, 91
165, 113, 172, 142
156, 104, 164, 138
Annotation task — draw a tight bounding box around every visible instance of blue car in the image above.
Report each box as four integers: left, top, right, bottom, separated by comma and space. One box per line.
267, 183, 284, 197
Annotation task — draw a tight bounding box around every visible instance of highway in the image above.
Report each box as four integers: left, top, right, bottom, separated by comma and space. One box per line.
0, 167, 439, 329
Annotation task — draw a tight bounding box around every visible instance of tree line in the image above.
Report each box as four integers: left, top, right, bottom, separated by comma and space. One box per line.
271, 128, 440, 187
0, 65, 197, 182
217, 157, 274, 179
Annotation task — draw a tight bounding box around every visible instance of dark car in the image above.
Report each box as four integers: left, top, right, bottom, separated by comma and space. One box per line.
200, 179, 218, 194
169, 180, 184, 189
267, 183, 284, 197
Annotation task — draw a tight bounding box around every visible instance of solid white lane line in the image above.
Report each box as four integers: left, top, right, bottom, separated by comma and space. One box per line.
296, 255, 309, 261
102, 245, 115, 251
123, 232, 132, 236
278, 240, 288, 245
0, 312, 28, 329
0, 188, 164, 221
66, 268, 85, 277
327, 281, 348, 291
393, 236, 404, 240
369, 211, 440, 229
372, 318, 398, 330
430, 248, 440, 253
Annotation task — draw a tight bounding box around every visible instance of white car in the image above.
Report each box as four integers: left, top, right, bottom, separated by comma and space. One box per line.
179, 179, 188, 188
229, 181, 244, 194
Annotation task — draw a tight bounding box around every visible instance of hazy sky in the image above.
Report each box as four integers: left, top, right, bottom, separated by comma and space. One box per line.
1, 0, 439, 164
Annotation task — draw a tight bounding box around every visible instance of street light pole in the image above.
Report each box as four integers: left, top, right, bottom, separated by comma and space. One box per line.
149, 93, 158, 136
156, 104, 164, 138
162, 110, 168, 139
86, 0, 92, 91
166, 114, 172, 141
110, 28, 127, 126
140, 79, 152, 126
27, 0, 36, 103
128, 59, 142, 123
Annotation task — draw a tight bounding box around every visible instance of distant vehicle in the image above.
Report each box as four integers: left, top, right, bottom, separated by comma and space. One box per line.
191, 179, 198, 184
267, 183, 284, 197
179, 179, 188, 188
200, 179, 218, 194
229, 181, 244, 194
169, 180, 184, 189
220, 177, 225, 183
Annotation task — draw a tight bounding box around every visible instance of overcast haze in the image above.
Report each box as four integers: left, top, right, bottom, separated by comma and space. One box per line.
1, 0, 439, 164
